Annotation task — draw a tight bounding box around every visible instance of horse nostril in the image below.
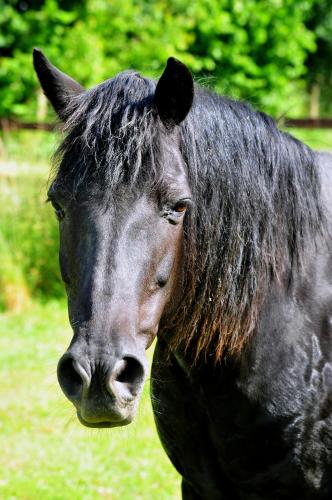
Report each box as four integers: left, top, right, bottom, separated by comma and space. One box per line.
109, 356, 145, 401
57, 354, 90, 403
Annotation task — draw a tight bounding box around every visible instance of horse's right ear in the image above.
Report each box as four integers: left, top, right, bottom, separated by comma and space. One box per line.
33, 48, 84, 120
154, 57, 194, 127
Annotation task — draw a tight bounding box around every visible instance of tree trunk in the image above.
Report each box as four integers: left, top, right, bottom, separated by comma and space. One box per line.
309, 83, 320, 119
37, 87, 48, 121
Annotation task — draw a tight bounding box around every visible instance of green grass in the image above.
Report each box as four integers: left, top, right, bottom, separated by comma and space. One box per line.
0, 129, 57, 166
0, 302, 181, 499
285, 127, 332, 151
0, 127, 331, 499
0, 141, 62, 308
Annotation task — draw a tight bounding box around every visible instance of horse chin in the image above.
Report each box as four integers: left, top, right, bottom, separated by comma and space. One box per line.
76, 401, 137, 429
77, 412, 133, 428
77, 412, 134, 429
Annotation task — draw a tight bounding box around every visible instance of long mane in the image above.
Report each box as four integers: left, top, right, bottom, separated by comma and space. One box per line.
173, 91, 323, 361
55, 72, 323, 362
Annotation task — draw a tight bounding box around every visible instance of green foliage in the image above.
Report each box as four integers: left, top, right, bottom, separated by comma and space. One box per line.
306, 0, 332, 84
0, 0, 86, 119
305, 0, 332, 114
172, 0, 315, 114
0, 0, 319, 120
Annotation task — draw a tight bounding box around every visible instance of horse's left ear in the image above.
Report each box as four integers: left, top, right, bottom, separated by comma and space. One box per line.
33, 48, 84, 120
154, 57, 194, 126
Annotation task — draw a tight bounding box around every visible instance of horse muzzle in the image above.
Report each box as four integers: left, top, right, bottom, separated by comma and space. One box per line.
57, 350, 146, 428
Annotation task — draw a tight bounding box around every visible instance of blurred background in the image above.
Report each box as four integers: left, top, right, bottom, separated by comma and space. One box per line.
0, 1, 331, 499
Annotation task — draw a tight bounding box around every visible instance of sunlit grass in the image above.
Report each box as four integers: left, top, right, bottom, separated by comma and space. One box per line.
0, 129, 58, 166
0, 127, 331, 499
284, 127, 332, 151
0, 154, 62, 308
0, 302, 180, 499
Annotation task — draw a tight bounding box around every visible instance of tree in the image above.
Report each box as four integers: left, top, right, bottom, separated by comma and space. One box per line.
0, 0, 94, 120
305, 0, 332, 118
0, 0, 317, 120
87, 0, 316, 116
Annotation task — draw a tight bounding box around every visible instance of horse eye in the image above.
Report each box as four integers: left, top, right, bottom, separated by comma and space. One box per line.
157, 277, 168, 288
173, 202, 187, 213
51, 200, 65, 221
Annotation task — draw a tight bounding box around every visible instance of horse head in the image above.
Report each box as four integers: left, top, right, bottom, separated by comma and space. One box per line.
33, 49, 194, 427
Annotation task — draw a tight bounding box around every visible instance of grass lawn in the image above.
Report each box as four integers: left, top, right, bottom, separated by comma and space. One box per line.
0, 301, 180, 500
0, 127, 331, 500
286, 127, 332, 151
0, 131, 181, 499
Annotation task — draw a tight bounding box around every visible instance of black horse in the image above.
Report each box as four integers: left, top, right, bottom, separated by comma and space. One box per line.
33, 49, 332, 499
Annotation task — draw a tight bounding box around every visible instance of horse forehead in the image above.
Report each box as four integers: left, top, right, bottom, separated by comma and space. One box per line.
87, 195, 159, 255
118, 196, 160, 244
161, 135, 188, 176
105, 198, 169, 290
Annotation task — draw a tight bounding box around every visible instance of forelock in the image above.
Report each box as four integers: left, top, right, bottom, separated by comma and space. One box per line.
53, 71, 161, 195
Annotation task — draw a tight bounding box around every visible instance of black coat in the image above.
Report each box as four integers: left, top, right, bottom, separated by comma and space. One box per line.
151, 154, 332, 500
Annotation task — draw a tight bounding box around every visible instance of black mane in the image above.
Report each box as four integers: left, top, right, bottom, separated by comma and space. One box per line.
55, 71, 158, 192
54, 71, 323, 361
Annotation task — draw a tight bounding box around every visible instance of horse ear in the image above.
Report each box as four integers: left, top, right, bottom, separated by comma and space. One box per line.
154, 57, 194, 126
33, 48, 84, 120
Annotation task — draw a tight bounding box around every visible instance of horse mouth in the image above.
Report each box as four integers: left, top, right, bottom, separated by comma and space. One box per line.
77, 410, 133, 428
77, 412, 130, 428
